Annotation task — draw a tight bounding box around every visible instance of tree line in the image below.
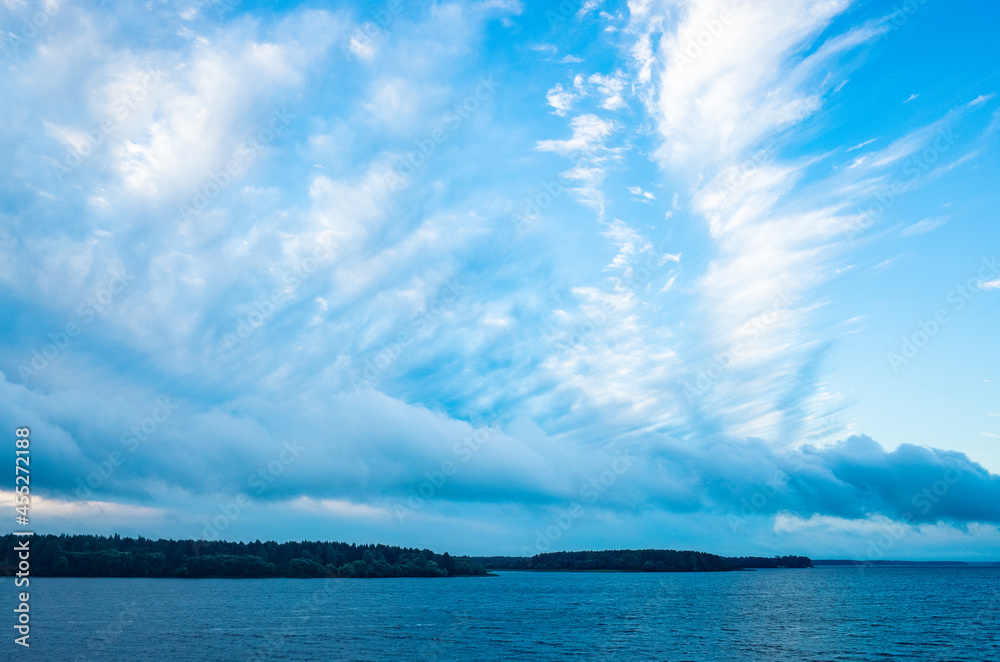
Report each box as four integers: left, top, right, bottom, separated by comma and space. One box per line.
0, 535, 811, 578
0, 534, 488, 578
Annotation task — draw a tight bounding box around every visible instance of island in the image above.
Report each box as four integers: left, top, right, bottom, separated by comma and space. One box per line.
472, 550, 812, 572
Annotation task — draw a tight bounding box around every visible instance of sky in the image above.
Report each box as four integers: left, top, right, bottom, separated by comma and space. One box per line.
0, 0, 998, 561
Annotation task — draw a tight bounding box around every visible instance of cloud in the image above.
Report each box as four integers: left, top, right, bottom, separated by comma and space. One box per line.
112, 12, 341, 200
528, 43, 558, 54
635, 0, 871, 167
627, 185, 656, 201
847, 138, 878, 152
618, 0, 1000, 452
587, 72, 628, 111
5, 357, 997, 535
536, 114, 617, 155
477, 0, 525, 13
901, 217, 949, 236
363, 77, 444, 131
289, 497, 391, 519
546, 83, 577, 116
628, 433, 1000, 526
969, 93, 996, 107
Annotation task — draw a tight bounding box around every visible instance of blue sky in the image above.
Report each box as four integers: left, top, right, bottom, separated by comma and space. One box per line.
1, 0, 998, 560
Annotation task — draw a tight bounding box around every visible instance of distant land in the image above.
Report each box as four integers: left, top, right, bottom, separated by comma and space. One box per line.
1, 534, 816, 578
472, 551, 812, 572
0, 534, 487, 578
813, 559, 1000, 567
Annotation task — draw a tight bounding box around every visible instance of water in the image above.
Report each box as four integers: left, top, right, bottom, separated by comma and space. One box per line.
7, 566, 999, 661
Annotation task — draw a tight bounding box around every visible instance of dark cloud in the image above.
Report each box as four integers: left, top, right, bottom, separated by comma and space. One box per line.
637, 434, 1000, 525
3, 363, 997, 532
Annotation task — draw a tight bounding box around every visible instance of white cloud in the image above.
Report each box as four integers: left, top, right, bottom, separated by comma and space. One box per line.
111, 13, 342, 200
900, 216, 948, 236
546, 83, 577, 116
0, 491, 164, 519
847, 137, 878, 151
363, 77, 438, 130
290, 496, 391, 518
347, 32, 378, 60
578, 0, 602, 18
536, 114, 617, 155
588, 72, 628, 111
477, 0, 525, 13
602, 218, 651, 259
636, 0, 871, 167
529, 43, 558, 54
627, 185, 656, 201
618, 0, 892, 442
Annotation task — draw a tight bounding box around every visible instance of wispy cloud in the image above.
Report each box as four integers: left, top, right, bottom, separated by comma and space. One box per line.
847, 138, 878, 151
901, 216, 949, 236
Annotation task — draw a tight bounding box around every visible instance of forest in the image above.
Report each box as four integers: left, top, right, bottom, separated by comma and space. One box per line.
0, 534, 488, 578
1, 535, 811, 577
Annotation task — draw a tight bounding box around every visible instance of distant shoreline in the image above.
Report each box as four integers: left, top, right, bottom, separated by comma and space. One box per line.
5, 533, 994, 579
813, 560, 1000, 567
